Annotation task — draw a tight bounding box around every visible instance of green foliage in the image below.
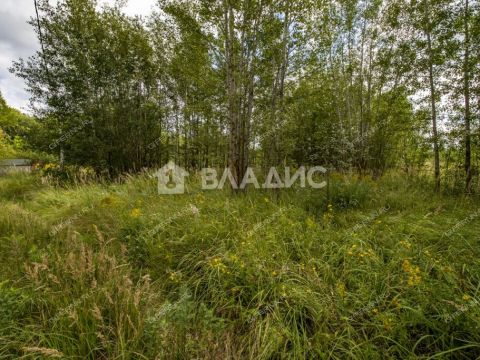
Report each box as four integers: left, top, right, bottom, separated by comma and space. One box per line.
305, 174, 375, 216
0, 92, 52, 161
0, 282, 31, 325
0, 0, 478, 357
0, 172, 479, 358
38, 163, 98, 186
0, 173, 44, 202
9, 0, 479, 186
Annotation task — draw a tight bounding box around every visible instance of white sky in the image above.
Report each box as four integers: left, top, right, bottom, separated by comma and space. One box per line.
0, 0, 157, 113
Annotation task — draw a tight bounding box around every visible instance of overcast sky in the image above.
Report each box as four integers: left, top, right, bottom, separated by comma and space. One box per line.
0, 0, 157, 113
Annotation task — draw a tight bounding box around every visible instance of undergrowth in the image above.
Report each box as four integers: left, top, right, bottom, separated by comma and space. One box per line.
0, 172, 479, 358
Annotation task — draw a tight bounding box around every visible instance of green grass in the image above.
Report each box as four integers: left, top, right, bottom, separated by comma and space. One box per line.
0, 172, 479, 359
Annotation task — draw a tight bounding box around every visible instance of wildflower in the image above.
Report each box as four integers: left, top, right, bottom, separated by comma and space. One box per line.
209, 257, 228, 273
391, 298, 401, 308
272, 271, 277, 276
130, 208, 141, 218
357, 248, 377, 260
347, 244, 357, 256
407, 274, 421, 286
399, 240, 412, 249
383, 317, 393, 331
463, 294, 472, 301
43, 163, 59, 171
403, 259, 421, 286
196, 193, 205, 204
168, 271, 181, 282
402, 260, 412, 273
190, 204, 200, 217
336, 282, 346, 298
372, 308, 379, 315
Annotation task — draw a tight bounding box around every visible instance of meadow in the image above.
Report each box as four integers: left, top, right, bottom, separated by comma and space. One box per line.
1, 0, 479, 357
0, 171, 479, 359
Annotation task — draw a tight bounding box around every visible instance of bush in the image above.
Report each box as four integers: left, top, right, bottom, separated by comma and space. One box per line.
304, 174, 374, 217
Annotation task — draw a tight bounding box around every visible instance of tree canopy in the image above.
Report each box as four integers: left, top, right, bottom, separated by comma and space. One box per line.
10, 0, 480, 190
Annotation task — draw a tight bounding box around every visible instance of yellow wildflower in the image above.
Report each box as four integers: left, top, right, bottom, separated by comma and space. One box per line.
209, 257, 228, 273
463, 294, 471, 301
347, 244, 357, 256
168, 272, 180, 282
383, 317, 393, 331
403, 259, 421, 286
391, 298, 401, 308
336, 282, 346, 298
130, 208, 141, 218
402, 260, 412, 273
407, 274, 421, 286
399, 240, 412, 249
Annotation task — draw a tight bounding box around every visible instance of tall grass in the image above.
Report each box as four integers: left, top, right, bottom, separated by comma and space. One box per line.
0, 171, 479, 358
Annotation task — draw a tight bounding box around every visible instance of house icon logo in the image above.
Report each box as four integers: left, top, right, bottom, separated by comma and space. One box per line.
154, 161, 189, 195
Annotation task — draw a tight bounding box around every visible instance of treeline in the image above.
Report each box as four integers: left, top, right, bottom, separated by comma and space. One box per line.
0, 92, 43, 159
12, 0, 479, 191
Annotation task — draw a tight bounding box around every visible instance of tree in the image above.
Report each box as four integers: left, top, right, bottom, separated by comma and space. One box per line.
12, 0, 163, 174
462, 0, 472, 192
